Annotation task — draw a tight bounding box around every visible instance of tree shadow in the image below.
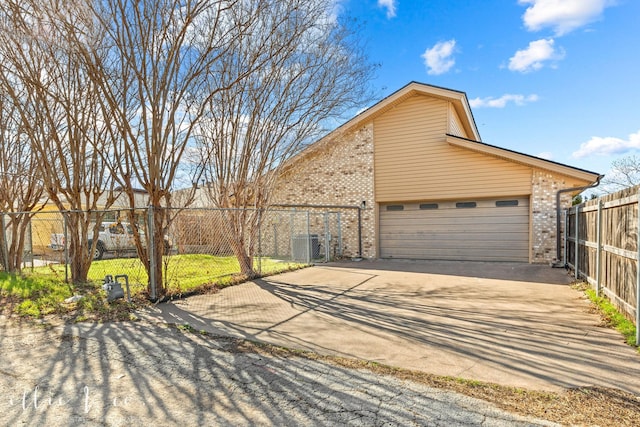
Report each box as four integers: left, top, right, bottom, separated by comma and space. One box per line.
149, 263, 640, 397
328, 259, 575, 285
2, 312, 517, 425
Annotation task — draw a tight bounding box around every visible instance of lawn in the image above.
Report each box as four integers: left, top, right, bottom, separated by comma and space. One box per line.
0, 254, 303, 320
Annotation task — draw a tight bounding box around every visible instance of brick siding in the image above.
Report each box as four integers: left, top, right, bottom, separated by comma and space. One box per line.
531, 170, 576, 263
272, 124, 376, 258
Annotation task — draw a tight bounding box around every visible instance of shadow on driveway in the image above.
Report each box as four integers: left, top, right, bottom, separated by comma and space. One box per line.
342, 259, 575, 284
144, 260, 640, 395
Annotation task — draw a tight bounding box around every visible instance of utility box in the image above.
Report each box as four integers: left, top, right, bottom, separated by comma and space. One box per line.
291, 234, 320, 262
102, 274, 131, 303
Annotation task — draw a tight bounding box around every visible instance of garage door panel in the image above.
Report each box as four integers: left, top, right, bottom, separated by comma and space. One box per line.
381, 247, 529, 261
379, 216, 528, 228
380, 221, 528, 232
380, 209, 528, 225
381, 238, 528, 249
380, 233, 529, 245
380, 197, 529, 262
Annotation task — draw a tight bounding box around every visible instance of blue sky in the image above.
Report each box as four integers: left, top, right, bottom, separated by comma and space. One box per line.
338, 0, 640, 180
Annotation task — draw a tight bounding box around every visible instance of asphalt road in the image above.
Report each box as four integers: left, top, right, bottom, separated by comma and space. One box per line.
0, 315, 558, 426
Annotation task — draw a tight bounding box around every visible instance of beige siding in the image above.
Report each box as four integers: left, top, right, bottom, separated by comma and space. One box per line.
448, 103, 467, 138
373, 94, 532, 202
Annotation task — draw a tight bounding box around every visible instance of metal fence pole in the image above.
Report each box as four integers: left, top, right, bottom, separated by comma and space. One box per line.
306, 211, 311, 265
289, 210, 294, 260
337, 212, 342, 257
596, 200, 602, 296
257, 209, 262, 275
147, 206, 157, 301
0, 213, 8, 271
273, 222, 278, 257
28, 219, 34, 270
324, 212, 330, 262
63, 213, 69, 283
575, 206, 580, 280
357, 207, 363, 258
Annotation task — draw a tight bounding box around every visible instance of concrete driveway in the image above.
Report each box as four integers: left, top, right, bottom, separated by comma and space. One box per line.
143, 259, 640, 394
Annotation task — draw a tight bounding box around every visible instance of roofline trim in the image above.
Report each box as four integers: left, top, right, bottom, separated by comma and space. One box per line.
283, 82, 482, 168
321, 82, 481, 141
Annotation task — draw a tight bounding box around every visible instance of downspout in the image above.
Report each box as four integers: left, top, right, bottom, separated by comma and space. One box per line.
553, 174, 603, 268
357, 202, 364, 259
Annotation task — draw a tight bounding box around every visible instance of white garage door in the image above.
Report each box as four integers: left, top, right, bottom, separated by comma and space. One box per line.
379, 197, 529, 262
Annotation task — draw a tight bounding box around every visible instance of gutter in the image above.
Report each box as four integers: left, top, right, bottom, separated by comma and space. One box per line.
552, 174, 604, 268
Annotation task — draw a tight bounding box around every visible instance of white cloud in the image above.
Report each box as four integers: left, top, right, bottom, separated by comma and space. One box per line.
508, 38, 564, 72
572, 130, 640, 158
537, 151, 554, 160
421, 40, 456, 75
378, 0, 397, 18
519, 0, 612, 36
469, 94, 539, 108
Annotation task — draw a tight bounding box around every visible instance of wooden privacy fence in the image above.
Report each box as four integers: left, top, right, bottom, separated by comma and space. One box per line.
566, 185, 640, 345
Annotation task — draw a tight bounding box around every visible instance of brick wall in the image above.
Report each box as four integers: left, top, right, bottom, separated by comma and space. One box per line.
531, 170, 576, 263
272, 123, 376, 258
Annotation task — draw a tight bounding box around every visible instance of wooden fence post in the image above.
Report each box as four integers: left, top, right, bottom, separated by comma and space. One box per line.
575, 205, 580, 280
636, 190, 640, 346
596, 200, 602, 296
563, 209, 568, 267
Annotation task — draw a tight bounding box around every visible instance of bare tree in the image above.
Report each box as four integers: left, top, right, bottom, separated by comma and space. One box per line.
198, 0, 375, 277
68, 0, 269, 298
0, 1, 117, 283
0, 95, 47, 273
602, 155, 640, 191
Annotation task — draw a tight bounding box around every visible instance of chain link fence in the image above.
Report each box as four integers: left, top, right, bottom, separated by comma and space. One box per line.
1, 207, 344, 298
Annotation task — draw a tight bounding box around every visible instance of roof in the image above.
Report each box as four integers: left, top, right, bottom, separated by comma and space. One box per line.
285, 81, 601, 183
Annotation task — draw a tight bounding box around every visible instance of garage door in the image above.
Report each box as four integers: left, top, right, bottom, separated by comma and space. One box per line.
379, 197, 529, 262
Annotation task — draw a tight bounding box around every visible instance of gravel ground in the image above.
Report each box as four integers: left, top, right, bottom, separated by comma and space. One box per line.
0, 315, 562, 427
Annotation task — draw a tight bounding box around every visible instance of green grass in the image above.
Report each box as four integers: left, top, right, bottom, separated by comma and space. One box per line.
585, 288, 637, 347
30, 254, 301, 294
1, 254, 303, 320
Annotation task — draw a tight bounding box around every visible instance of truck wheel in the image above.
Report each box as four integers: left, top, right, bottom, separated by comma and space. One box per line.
88, 240, 105, 260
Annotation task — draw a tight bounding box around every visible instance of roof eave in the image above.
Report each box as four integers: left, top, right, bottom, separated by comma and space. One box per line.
334, 81, 481, 139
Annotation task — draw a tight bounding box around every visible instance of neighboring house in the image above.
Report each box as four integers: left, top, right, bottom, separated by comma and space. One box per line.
273, 82, 601, 263
30, 187, 149, 255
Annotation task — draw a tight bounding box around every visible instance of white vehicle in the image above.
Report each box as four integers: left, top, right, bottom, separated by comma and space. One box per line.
51, 222, 171, 260
88, 222, 172, 260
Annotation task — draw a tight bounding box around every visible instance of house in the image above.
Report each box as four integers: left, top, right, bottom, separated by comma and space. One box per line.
272, 82, 601, 263
30, 187, 149, 255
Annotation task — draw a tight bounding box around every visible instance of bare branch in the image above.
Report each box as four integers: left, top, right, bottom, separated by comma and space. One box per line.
197, 0, 376, 276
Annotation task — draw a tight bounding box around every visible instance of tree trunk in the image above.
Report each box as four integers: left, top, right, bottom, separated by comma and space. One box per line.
66, 213, 92, 285
131, 205, 168, 300
0, 220, 7, 272
3, 213, 32, 274
150, 224, 166, 299
230, 237, 257, 279
223, 209, 259, 279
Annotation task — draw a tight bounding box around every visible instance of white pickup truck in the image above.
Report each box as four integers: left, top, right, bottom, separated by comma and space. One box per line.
51, 222, 171, 260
